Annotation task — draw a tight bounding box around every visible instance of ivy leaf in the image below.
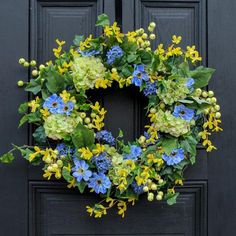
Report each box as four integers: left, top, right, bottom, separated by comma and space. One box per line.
190, 66, 215, 88
178, 61, 190, 77
76, 180, 87, 193
166, 192, 180, 205
45, 68, 65, 93
127, 54, 137, 63
19, 114, 28, 127
25, 79, 41, 95
72, 124, 95, 149
96, 14, 110, 27
27, 113, 41, 123
139, 51, 152, 65
0, 153, 14, 163
18, 102, 28, 114
62, 166, 73, 182
162, 138, 178, 155
33, 126, 47, 145
73, 35, 85, 46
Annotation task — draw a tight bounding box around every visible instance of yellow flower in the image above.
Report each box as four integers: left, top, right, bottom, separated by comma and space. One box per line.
168, 188, 175, 194
104, 26, 113, 37
79, 34, 93, 50
185, 45, 202, 63
43, 170, 52, 180
172, 35, 182, 44
206, 145, 217, 152
90, 101, 101, 111
126, 31, 137, 43
155, 43, 165, 55
60, 90, 76, 103
95, 78, 112, 89
67, 178, 76, 188
78, 147, 93, 160
29, 146, 42, 162
175, 179, 183, 186
86, 206, 94, 216
56, 39, 66, 46
198, 130, 211, 139
117, 200, 127, 218
40, 108, 50, 119
92, 143, 105, 155
28, 96, 40, 112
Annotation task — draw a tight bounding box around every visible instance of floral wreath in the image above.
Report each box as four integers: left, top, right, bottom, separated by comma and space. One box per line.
0, 14, 222, 218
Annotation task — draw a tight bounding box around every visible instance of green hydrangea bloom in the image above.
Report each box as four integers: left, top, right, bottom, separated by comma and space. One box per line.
71, 55, 106, 91
44, 114, 78, 140
153, 109, 190, 137
158, 79, 189, 105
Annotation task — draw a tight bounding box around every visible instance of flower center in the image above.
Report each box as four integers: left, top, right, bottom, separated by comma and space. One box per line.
97, 179, 102, 185
52, 102, 58, 107
78, 168, 84, 174
171, 152, 177, 157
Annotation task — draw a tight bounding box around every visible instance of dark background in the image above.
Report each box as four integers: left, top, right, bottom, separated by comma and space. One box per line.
0, 0, 235, 235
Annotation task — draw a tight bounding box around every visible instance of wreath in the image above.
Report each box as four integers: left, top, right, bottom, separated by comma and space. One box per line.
0, 14, 222, 218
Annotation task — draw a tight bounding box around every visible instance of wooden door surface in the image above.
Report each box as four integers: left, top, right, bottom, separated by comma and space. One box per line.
0, 0, 235, 235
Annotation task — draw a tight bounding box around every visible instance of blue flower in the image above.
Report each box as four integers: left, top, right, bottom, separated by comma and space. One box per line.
173, 104, 195, 121
106, 46, 124, 65
131, 181, 144, 195
88, 172, 111, 194
43, 94, 64, 114
143, 81, 157, 96
186, 77, 195, 91
72, 159, 92, 182
61, 101, 75, 115
124, 145, 142, 160
162, 148, 185, 166
56, 143, 75, 156
93, 153, 111, 173
131, 65, 149, 87
78, 49, 100, 57
96, 130, 115, 145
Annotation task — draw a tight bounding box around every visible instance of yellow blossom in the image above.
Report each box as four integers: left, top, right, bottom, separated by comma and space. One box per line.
60, 90, 76, 103
175, 179, 183, 186
40, 108, 50, 119
67, 178, 76, 188
95, 78, 112, 89
29, 146, 42, 162
172, 35, 182, 44
92, 144, 105, 155
78, 147, 93, 160
28, 96, 40, 112
117, 200, 127, 218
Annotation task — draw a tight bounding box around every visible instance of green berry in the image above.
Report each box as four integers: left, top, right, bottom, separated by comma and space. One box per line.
84, 117, 91, 124
148, 26, 154, 32
195, 88, 202, 97
17, 80, 24, 87
211, 97, 217, 104
143, 186, 149, 192
18, 58, 25, 64
56, 160, 63, 168
149, 22, 156, 28
30, 60, 37, 66
149, 34, 156, 40
142, 33, 148, 39
215, 112, 221, 118
151, 184, 157, 191
32, 70, 38, 76
39, 64, 45, 70
91, 112, 96, 118
156, 194, 163, 201
88, 123, 93, 129
208, 90, 214, 97
158, 191, 164, 196
147, 192, 154, 201
47, 166, 53, 172
215, 105, 220, 111
80, 112, 86, 119
52, 163, 58, 169
23, 62, 29, 67
202, 91, 208, 98
45, 157, 52, 164
158, 179, 164, 184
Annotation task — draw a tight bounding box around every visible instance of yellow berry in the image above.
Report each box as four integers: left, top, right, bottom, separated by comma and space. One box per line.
158, 179, 164, 184
215, 105, 220, 111
18, 58, 25, 64
202, 91, 208, 98
111, 68, 117, 73
146, 47, 151, 52
91, 112, 96, 118
138, 135, 146, 144
17, 80, 24, 87
156, 194, 163, 201
195, 88, 202, 97
211, 97, 217, 104
88, 123, 93, 129
151, 184, 157, 191
44, 157, 52, 164
139, 28, 144, 34
80, 112, 86, 119
159, 102, 165, 109
52, 163, 58, 169
158, 191, 164, 196
150, 108, 156, 114
47, 166, 53, 172
148, 26, 154, 32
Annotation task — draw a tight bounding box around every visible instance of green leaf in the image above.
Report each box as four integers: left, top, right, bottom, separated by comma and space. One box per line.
139, 51, 152, 65
18, 102, 28, 114
27, 113, 41, 123
190, 66, 215, 88
45, 68, 65, 93
178, 61, 190, 77
0, 153, 14, 163
25, 79, 41, 95
19, 114, 28, 127
72, 124, 95, 149
76, 180, 87, 193
127, 54, 137, 63
96, 14, 110, 27
167, 192, 179, 205
162, 138, 178, 155
33, 126, 47, 145
73, 35, 85, 46
62, 166, 73, 182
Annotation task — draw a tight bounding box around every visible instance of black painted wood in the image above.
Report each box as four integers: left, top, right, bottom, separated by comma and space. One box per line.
0, 0, 236, 235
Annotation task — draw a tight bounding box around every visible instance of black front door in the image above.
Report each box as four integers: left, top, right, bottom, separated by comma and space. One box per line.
0, 0, 235, 235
